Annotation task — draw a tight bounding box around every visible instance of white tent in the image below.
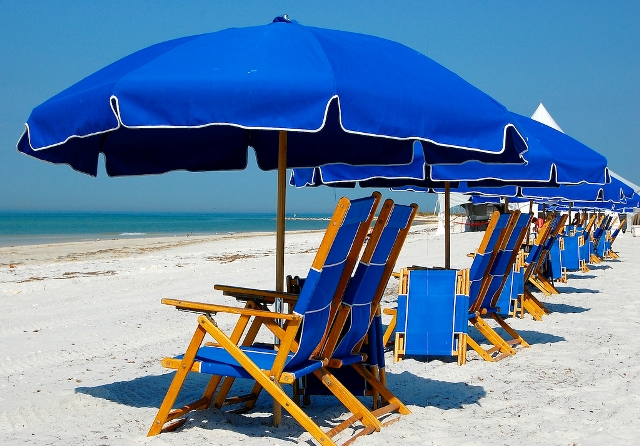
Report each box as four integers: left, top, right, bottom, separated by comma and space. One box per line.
610, 170, 640, 194
531, 103, 564, 133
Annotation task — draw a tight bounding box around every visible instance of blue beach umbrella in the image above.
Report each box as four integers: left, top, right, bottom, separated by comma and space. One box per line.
18, 16, 530, 293
291, 112, 608, 188
290, 109, 609, 267
521, 176, 634, 203
437, 113, 609, 186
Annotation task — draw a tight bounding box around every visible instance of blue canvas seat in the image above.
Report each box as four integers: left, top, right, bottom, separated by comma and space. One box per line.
546, 235, 566, 282
562, 230, 582, 272
495, 249, 526, 318
149, 194, 399, 446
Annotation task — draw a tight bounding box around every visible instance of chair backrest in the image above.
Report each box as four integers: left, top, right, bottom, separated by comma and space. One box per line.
396, 268, 466, 356
328, 201, 418, 361
610, 217, 626, 241
286, 193, 380, 370
468, 212, 512, 313
524, 213, 567, 280
524, 213, 558, 278
484, 211, 531, 309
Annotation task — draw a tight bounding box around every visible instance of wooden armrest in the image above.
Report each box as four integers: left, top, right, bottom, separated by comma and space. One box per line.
161, 298, 301, 320
214, 284, 300, 304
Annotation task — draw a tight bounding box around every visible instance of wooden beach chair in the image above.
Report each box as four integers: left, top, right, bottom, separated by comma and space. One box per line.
388, 267, 471, 365
295, 200, 417, 425
518, 213, 567, 321
588, 214, 606, 263
608, 216, 626, 259
384, 211, 529, 364
466, 210, 531, 360
149, 194, 395, 446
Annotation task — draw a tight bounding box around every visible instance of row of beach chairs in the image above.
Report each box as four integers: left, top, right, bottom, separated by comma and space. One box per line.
385, 206, 623, 368
146, 193, 622, 445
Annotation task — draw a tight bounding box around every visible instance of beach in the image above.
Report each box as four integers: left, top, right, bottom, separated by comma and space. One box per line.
1, 225, 639, 445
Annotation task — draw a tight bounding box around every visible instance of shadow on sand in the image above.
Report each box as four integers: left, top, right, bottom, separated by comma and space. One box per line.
586, 264, 612, 270
76, 368, 483, 442
467, 325, 565, 347
555, 286, 599, 294
543, 302, 589, 314
566, 273, 596, 280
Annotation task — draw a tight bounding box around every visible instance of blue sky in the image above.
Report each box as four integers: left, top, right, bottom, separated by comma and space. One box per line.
1, 1, 638, 213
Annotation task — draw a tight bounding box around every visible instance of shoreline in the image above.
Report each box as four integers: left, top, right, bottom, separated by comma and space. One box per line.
0, 229, 331, 267
0, 220, 440, 267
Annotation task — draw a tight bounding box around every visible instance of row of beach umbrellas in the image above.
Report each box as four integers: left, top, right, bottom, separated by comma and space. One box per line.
19, 15, 635, 304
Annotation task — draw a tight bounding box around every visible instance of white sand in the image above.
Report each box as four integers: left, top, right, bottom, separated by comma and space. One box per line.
1, 224, 639, 445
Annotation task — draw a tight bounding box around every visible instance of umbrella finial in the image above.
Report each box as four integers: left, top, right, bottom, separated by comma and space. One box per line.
273, 15, 292, 23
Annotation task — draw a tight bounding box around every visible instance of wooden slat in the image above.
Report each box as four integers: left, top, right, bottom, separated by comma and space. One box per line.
214, 285, 300, 303
161, 298, 301, 320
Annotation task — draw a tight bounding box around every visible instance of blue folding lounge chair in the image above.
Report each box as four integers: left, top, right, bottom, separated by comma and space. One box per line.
561, 225, 583, 272
594, 215, 614, 259
527, 213, 566, 296
546, 234, 567, 283
519, 214, 568, 320
467, 210, 531, 360
390, 267, 470, 364
579, 214, 599, 270
608, 216, 626, 259
299, 201, 417, 415
149, 194, 397, 446
386, 211, 529, 364
589, 214, 609, 263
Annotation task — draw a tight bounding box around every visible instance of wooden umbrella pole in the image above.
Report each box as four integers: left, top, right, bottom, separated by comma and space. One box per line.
445, 181, 451, 269
568, 201, 573, 225
504, 196, 510, 212
526, 199, 534, 245
276, 131, 287, 296
272, 130, 287, 426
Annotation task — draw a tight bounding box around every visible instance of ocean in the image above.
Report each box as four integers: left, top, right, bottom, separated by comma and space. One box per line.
0, 212, 332, 247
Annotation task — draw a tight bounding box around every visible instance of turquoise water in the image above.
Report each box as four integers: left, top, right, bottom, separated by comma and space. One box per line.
0, 212, 331, 247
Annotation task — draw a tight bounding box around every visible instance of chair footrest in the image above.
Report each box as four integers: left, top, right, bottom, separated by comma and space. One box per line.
160, 417, 188, 433
222, 393, 259, 407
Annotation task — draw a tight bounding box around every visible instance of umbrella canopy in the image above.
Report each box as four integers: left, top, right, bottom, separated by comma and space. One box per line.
17, 15, 536, 312
521, 176, 634, 202
18, 16, 528, 176
436, 113, 609, 185
290, 111, 609, 189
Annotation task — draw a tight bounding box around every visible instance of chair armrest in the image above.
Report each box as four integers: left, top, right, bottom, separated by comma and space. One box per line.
161, 298, 301, 320
214, 284, 300, 304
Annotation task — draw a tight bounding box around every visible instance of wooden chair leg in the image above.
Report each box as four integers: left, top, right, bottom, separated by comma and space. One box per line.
465, 335, 494, 362
469, 316, 516, 360
312, 368, 383, 432
522, 289, 550, 321
489, 313, 529, 348
351, 364, 411, 415
382, 308, 397, 347
201, 315, 338, 446
149, 324, 208, 436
